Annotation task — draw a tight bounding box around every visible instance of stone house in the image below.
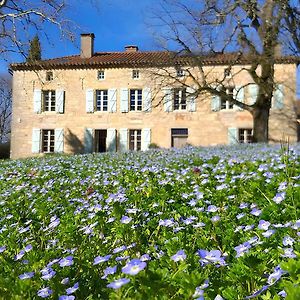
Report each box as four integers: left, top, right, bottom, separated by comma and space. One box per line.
10, 33, 299, 159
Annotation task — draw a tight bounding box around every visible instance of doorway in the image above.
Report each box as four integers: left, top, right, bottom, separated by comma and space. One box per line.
94, 129, 107, 152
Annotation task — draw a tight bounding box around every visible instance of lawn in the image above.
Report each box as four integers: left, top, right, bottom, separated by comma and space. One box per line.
0, 144, 299, 299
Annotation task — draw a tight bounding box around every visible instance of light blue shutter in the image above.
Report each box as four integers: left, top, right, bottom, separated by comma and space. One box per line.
84, 128, 93, 153
106, 128, 116, 152
86, 89, 94, 113
233, 86, 244, 110
228, 127, 239, 144
143, 87, 152, 112
33, 89, 42, 113
163, 88, 172, 112
211, 94, 221, 111
54, 128, 64, 153
187, 86, 196, 112
119, 128, 128, 152
108, 88, 117, 112
32, 128, 41, 153
273, 84, 284, 109
248, 84, 258, 105
120, 88, 129, 112
55, 90, 65, 113
141, 128, 151, 151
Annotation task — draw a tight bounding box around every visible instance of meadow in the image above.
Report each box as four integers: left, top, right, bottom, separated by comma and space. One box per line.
0, 144, 299, 299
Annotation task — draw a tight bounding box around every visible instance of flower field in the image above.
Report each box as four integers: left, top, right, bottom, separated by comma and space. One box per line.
0, 144, 299, 299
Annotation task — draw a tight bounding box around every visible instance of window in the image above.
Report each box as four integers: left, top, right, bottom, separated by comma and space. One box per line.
129, 129, 142, 151
130, 89, 142, 111
238, 128, 253, 143
46, 71, 53, 81
42, 90, 56, 112
42, 129, 55, 153
173, 88, 186, 110
97, 70, 105, 80
220, 87, 234, 110
132, 70, 139, 79
95, 90, 108, 111
171, 128, 188, 148
176, 69, 185, 77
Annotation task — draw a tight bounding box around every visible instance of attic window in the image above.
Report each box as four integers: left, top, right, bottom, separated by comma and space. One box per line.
132, 70, 140, 79
46, 71, 53, 81
176, 69, 185, 77
224, 68, 231, 78
97, 70, 105, 80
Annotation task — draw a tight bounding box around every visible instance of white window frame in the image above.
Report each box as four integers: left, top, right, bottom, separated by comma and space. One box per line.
43, 90, 56, 112
42, 129, 55, 153
97, 70, 105, 80
129, 129, 142, 151
95, 89, 108, 111
220, 87, 234, 110
173, 88, 187, 111
238, 128, 253, 144
132, 70, 140, 79
130, 89, 142, 111
176, 69, 185, 77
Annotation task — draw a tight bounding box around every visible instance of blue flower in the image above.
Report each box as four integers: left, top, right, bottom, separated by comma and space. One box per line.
66, 282, 79, 295
171, 250, 186, 262
37, 287, 53, 298
122, 258, 147, 275
59, 296, 75, 300
93, 255, 111, 265
234, 242, 251, 258
101, 266, 117, 279
197, 249, 226, 266
121, 216, 132, 224
59, 256, 74, 267
107, 278, 130, 289
0, 245, 6, 253
258, 220, 270, 230
19, 271, 35, 280
273, 192, 286, 204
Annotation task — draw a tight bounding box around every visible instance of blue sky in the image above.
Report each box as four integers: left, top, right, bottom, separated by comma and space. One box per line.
0, 0, 299, 97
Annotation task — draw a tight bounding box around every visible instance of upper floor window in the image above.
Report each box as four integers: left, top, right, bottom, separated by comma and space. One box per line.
46, 71, 53, 81
95, 90, 108, 111
239, 128, 253, 144
132, 70, 140, 79
43, 90, 56, 112
176, 69, 185, 77
130, 89, 142, 111
220, 87, 234, 110
129, 129, 142, 151
173, 88, 186, 110
97, 70, 105, 80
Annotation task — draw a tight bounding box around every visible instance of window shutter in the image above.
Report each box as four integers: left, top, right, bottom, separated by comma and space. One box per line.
187, 86, 196, 112
84, 128, 93, 153
163, 88, 173, 112
32, 128, 41, 153
86, 89, 94, 113
228, 127, 239, 144
248, 84, 258, 105
33, 89, 42, 113
143, 87, 152, 112
106, 128, 116, 152
141, 128, 151, 151
273, 84, 284, 109
233, 86, 244, 110
108, 88, 117, 112
211, 94, 221, 111
54, 128, 64, 153
55, 90, 65, 113
120, 88, 129, 112
119, 128, 128, 152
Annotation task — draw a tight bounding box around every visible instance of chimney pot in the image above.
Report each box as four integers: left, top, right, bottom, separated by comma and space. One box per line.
125, 45, 139, 52
81, 33, 95, 58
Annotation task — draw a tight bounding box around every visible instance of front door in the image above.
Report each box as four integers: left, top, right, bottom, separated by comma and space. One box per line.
95, 130, 107, 152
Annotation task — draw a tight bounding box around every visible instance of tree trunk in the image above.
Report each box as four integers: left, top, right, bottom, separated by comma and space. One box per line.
252, 105, 270, 143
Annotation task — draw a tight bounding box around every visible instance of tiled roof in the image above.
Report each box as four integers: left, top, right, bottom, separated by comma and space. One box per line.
10, 51, 300, 71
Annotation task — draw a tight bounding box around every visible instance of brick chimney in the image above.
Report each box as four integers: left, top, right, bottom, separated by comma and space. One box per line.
125, 45, 139, 53
80, 33, 95, 58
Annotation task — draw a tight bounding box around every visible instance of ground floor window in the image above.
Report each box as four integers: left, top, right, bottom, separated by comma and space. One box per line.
238, 128, 253, 143
129, 129, 142, 151
94, 129, 107, 152
171, 128, 188, 148
42, 129, 55, 153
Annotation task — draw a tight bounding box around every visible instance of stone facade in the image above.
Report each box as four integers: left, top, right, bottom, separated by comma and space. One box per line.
10, 37, 298, 159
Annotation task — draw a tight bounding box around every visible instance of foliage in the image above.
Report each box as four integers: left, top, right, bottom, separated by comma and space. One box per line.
27, 36, 42, 62
0, 144, 299, 299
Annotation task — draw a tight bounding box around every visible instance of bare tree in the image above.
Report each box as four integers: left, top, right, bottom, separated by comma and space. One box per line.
0, 75, 11, 143
150, 0, 300, 143
0, 0, 76, 60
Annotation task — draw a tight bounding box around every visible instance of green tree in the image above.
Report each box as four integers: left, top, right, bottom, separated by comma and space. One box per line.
27, 35, 41, 62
